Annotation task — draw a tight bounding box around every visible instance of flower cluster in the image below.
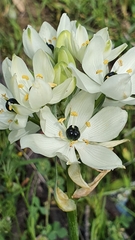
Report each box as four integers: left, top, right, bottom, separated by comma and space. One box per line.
1, 13, 133, 210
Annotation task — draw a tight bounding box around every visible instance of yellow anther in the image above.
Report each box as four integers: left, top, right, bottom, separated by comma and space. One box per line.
70, 140, 77, 147
8, 119, 13, 123
49, 82, 57, 88
58, 118, 66, 123
58, 131, 63, 138
36, 74, 43, 78
118, 59, 123, 66
9, 105, 12, 111
24, 93, 29, 101
126, 69, 132, 73
70, 111, 78, 116
83, 139, 89, 144
96, 69, 103, 74
85, 121, 91, 127
52, 37, 57, 41
1, 93, 8, 100
0, 109, 4, 113
82, 40, 89, 46
103, 59, 109, 65
22, 75, 29, 80
18, 84, 24, 88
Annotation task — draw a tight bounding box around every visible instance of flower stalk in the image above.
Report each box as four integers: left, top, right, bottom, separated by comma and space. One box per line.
66, 171, 79, 240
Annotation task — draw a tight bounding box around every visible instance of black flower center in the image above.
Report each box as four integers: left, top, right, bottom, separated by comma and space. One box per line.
46, 42, 54, 52
6, 98, 18, 112
66, 125, 80, 141
104, 71, 117, 81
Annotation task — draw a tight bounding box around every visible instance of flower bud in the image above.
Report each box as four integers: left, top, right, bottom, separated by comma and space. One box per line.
56, 30, 71, 49
58, 46, 76, 65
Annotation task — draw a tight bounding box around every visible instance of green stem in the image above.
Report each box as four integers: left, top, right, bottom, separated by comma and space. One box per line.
66, 170, 79, 240
28, 113, 40, 126
67, 210, 79, 240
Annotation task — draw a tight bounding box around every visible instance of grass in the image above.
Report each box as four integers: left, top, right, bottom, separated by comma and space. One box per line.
0, 0, 135, 239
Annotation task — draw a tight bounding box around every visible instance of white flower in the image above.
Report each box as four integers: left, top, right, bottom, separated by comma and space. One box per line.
0, 83, 28, 132
69, 28, 131, 101
68, 20, 89, 63
103, 47, 135, 106
20, 91, 127, 170
23, 13, 71, 59
2, 50, 54, 113
23, 13, 89, 63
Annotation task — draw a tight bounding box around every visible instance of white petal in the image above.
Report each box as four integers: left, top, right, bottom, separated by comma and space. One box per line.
101, 73, 132, 100
0, 111, 15, 129
82, 106, 127, 142
112, 47, 135, 74
82, 36, 107, 84
9, 114, 28, 130
11, 54, 33, 81
108, 43, 128, 62
29, 78, 53, 109
65, 90, 95, 129
56, 143, 78, 164
23, 25, 52, 59
95, 27, 109, 41
8, 121, 40, 143
40, 106, 65, 137
57, 13, 71, 36
99, 139, 129, 148
0, 83, 13, 99
49, 77, 75, 104
69, 63, 101, 93
75, 142, 123, 170
33, 49, 55, 83
39, 21, 57, 46
2, 58, 12, 90
20, 134, 66, 157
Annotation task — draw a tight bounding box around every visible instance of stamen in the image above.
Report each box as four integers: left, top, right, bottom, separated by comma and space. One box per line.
0, 109, 4, 113
85, 121, 91, 127
126, 69, 132, 73
22, 75, 29, 80
96, 70, 103, 74
58, 131, 63, 138
70, 111, 78, 116
8, 119, 13, 123
83, 139, 89, 144
52, 37, 57, 41
18, 84, 24, 88
118, 59, 123, 66
70, 140, 78, 147
82, 40, 89, 46
24, 94, 29, 101
58, 118, 66, 123
1, 93, 8, 100
36, 74, 43, 78
9, 105, 12, 111
103, 59, 108, 65
48, 82, 57, 88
